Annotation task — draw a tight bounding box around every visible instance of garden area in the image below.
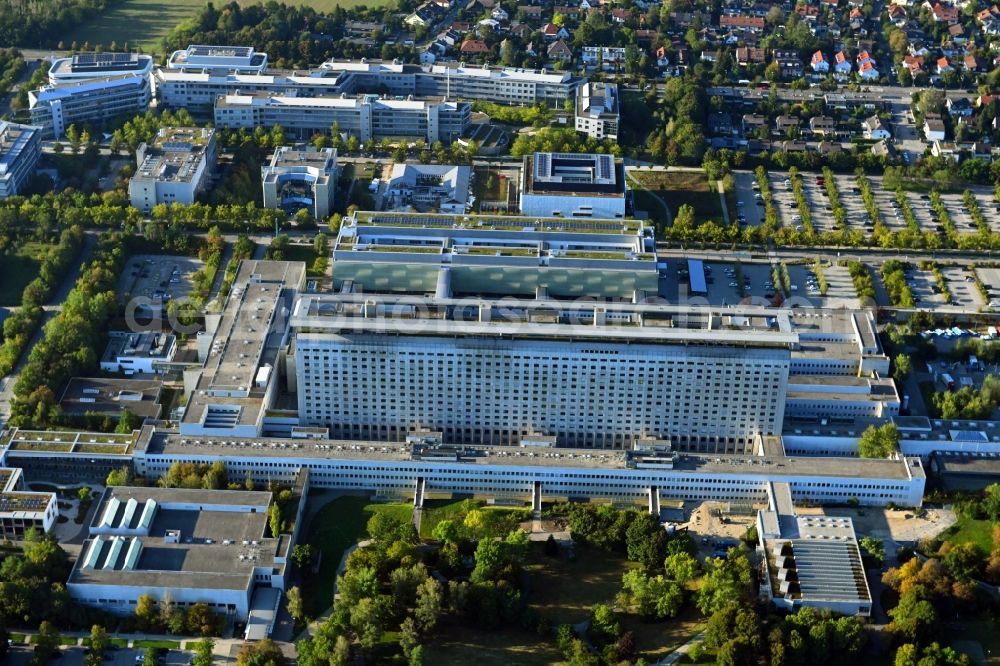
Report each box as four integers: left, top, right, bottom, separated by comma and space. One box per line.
628, 170, 725, 227
0, 241, 53, 306
299, 494, 413, 616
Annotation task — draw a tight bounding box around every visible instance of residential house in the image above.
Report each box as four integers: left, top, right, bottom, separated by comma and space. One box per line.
774, 50, 804, 78
736, 47, 766, 65
871, 139, 897, 159
811, 51, 830, 72
902, 55, 925, 76
809, 116, 837, 135
931, 140, 961, 161
834, 51, 852, 74
931, 3, 959, 22
719, 14, 766, 31
541, 23, 569, 41
780, 140, 808, 153
655, 46, 670, 68
553, 6, 580, 20
491, 6, 509, 20
547, 40, 573, 62
946, 96, 973, 117
610, 8, 630, 23
701, 50, 720, 63
963, 54, 984, 71
859, 61, 880, 79
817, 141, 843, 154
635, 30, 657, 47
795, 4, 820, 20
460, 39, 491, 55
517, 5, 543, 21
937, 57, 953, 74
924, 117, 946, 141
863, 115, 891, 139
775, 115, 801, 133
742, 113, 767, 134
582, 46, 627, 67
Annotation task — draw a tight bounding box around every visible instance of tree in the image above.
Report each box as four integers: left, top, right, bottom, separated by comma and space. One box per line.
893, 354, 912, 382
287, 585, 306, 624
291, 544, 315, 570
186, 603, 221, 636
859, 536, 885, 566
85, 625, 109, 666
665, 551, 700, 583
269, 502, 284, 537
889, 586, 938, 643
143, 647, 158, 666
589, 603, 620, 646
858, 423, 900, 459
236, 638, 283, 666
414, 577, 443, 632
697, 548, 752, 615
135, 593, 158, 631
192, 638, 214, 666
431, 519, 459, 544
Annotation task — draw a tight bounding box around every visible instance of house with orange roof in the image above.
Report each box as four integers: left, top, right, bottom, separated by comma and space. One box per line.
859, 60, 879, 79
936, 56, 953, 73
834, 51, 852, 74
811, 51, 829, 72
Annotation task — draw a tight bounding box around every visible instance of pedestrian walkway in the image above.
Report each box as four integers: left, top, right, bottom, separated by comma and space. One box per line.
655, 631, 705, 665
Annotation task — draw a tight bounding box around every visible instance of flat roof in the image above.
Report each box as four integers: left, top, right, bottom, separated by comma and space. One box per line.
524, 153, 626, 198
144, 430, 923, 481
0, 121, 39, 177
59, 377, 162, 419
182, 261, 304, 430
70, 485, 278, 591
291, 293, 799, 346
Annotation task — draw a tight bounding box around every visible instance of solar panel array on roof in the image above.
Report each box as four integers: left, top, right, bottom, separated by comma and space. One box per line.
0, 494, 50, 512
950, 430, 989, 442
70, 52, 141, 72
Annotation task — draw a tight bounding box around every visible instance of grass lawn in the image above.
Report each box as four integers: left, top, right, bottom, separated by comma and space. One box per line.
133, 639, 181, 649
525, 544, 635, 625
419, 498, 529, 540
64, 0, 209, 51
935, 515, 995, 553
622, 607, 705, 663
301, 495, 413, 616
423, 625, 563, 666
0, 242, 52, 306
629, 170, 725, 226
9, 633, 25, 644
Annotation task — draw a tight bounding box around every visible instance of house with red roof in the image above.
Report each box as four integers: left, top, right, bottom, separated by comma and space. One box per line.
810, 51, 829, 72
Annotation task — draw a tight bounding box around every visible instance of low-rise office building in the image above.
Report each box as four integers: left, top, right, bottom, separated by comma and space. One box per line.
48, 52, 153, 84
166, 44, 268, 73
0, 428, 139, 485
180, 261, 305, 438
0, 465, 58, 540
58, 378, 163, 421
0, 121, 42, 198
155, 60, 581, 112
68, 485, 299, 633
331, 211, 656, 298
383, 163, 472, 214
100, 331, 178, 375
519, 152, 627, 219
262, 146, 337, 220
128, 127, 217, 212
29, 74, 151, 139
575, 81, 619, 140
214, 93, 470, 144
757, 482, 872, 616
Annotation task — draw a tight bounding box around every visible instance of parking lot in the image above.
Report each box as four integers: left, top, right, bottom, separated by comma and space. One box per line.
660, 258, 863, 308
974, 266, 1000, 307
906, 268, 945, 307
732, 171, 765, 227
118, 255, 204, 307
941, 265, 984, 309
833, 174, 876, 233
